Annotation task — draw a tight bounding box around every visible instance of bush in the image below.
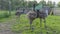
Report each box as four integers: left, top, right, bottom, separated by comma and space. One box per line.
0, 13, 10, 19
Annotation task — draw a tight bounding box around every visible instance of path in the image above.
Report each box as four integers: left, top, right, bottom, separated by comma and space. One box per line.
0, 17, 20, 34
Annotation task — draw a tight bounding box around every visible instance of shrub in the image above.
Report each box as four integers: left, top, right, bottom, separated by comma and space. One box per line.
0, 13, 10, 19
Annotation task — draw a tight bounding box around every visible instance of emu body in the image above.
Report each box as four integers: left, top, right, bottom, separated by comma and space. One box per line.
26, 5, 49, 34
27, 10, 47, 34
15, 4, 50, 34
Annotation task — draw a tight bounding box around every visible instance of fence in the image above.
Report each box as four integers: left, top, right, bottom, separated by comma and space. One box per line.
52, 8, 60, 16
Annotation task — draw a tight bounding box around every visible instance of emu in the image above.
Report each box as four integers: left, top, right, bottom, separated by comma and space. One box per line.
15, 4, 51, 34
15, 8, 25, 18
26, 4, 50, 34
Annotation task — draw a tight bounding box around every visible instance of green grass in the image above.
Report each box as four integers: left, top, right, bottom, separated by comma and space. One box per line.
0, 10, 60, 34
0, 10, 16, 22
11, 15, 60, 34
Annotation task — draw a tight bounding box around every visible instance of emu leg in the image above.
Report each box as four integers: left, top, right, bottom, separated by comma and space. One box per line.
44, 18, 46, 29
30, 19, 33, 31
16, 15, 20, 24
44, 18, 48, 34
40, 18, 42, 34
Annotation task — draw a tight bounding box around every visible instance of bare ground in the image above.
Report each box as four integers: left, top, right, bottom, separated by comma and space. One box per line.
0, 17, 20, 34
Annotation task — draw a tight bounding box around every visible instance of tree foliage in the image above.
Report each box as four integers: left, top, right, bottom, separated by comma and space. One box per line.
0, 0, 56, 10
0, 0, 38, 10
57, 2, 60, 7
47, 1, 55, 8
39, 0, 46, 6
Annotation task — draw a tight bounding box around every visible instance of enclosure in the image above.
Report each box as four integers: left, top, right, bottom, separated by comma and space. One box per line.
0, 0, 60, 34
52, 8, 60, 16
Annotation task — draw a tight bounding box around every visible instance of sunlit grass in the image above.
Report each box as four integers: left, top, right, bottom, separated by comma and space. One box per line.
11, 15, 60, 34
0, 10, 60, 34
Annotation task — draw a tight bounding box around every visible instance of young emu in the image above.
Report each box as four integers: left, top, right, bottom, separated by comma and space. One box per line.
27, 4, 49, 33
15, 8, 25, 18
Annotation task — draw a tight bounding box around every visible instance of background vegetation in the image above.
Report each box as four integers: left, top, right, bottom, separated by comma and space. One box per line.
0, 0, 60, 10
0, 11, 60, 34
0, 0, 60, 34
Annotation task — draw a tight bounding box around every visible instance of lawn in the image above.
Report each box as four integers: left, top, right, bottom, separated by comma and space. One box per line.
0, 10, 16, 22
0, 10, 60, 34
11, 15, 60, 34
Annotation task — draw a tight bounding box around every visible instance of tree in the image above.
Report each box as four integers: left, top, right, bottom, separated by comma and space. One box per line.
27, 1, 38, 8
47, 1, 54, 8
57, 2, 60, 7
53, 2, 56, 7
0, 0, 38, 10
39, 0, 46, 6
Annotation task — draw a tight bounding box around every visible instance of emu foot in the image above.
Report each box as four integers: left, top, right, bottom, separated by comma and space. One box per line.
31, 27, 34, 32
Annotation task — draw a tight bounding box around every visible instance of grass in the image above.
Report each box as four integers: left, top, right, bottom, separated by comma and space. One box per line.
0, 10, 60, 34
11, 15, 60, 34
0, 10, 16, 22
